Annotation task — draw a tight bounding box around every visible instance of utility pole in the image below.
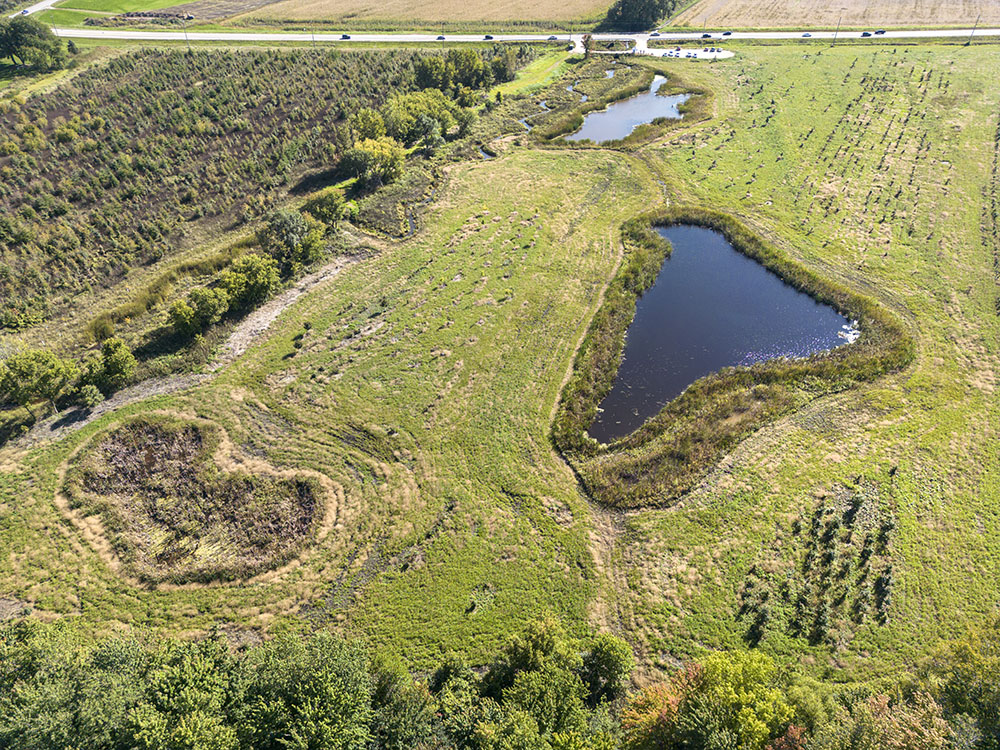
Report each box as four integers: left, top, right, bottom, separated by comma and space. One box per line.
967, 13, 980, 45
832, 13, 842, 45
184, 23, 190, 52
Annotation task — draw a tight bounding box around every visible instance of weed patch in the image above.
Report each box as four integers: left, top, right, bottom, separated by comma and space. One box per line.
65, 415, 324, 584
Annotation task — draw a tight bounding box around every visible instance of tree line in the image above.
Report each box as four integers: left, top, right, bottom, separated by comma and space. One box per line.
1, 614, 998, 749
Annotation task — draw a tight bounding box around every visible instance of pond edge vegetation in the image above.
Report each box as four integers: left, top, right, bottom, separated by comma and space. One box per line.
536, 62, 713, 149
552, 206, 916, 510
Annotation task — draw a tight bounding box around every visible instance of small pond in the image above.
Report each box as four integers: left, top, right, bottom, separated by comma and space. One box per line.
588, 225, 858, 443
565, 75, 690, 143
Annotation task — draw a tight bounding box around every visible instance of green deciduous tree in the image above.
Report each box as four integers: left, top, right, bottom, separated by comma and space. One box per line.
169, 287, 230, 337
382, 89, 460, 145
258, 209, 325, 274
304, 190, 351, 230
219, 254, 279, 310
0, 17, 65, 70
342, 137, 406, 188
348, 107, 386, 141
602, 0, 674, 31
581, 633, 634, 707
504, 661, 589, 738
0, 347, 78, 416
127, 638, 238, 750
369, 654, 436, 750
931, 619, 1000, 749
96, 337, 137, 392
482, 616, 581, 699
235, 632, 371, 750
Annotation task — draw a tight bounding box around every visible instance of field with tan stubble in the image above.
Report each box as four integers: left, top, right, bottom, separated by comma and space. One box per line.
241, 0, 609, 25
671, 0, 1000, 28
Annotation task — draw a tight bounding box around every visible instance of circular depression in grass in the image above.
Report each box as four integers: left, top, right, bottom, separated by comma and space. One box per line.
66, 417, 323, 585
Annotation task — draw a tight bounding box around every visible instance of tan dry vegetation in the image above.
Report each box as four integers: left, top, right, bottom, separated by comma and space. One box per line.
59, 414, 343, 588
671, 0, 1000, 28
244, 0, 609, 23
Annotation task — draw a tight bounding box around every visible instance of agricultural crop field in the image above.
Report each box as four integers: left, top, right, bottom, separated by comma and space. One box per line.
670, 0, 1000, 29
2, 38, 999, 699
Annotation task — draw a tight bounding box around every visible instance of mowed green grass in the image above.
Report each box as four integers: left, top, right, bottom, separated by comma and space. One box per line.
3, 44, 1000, 682
55, 0, 182, 13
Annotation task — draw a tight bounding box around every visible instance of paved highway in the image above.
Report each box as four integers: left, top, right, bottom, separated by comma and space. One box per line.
8, 1, 999, 48
44, 26, 1000, 47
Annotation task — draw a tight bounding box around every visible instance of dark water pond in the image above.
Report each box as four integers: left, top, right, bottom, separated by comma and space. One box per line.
566, 75, 690, 143
588, 225, 858, 443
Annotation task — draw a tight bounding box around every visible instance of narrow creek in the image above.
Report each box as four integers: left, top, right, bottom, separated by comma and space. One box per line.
588, 225, 858, 443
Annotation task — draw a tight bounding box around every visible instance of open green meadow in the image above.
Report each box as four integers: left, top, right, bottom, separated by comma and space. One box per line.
2, 40, 999, 690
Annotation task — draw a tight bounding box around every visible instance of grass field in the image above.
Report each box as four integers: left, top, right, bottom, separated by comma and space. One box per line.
670, 0, 1000, 29
53, 0, 180, 13
2, 42, 999, 685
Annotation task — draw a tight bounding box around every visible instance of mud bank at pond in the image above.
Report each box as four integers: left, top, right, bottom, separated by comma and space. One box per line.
589, 225, 858, 442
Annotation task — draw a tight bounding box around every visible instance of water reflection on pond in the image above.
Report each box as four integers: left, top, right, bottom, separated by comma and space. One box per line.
565, 75, 689, 143
588, 225, 857, 443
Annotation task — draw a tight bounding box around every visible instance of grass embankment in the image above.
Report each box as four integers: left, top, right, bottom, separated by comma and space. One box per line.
554, 206, 914, 509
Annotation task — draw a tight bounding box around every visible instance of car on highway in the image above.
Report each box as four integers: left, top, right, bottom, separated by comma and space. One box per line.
341, 34, 350, 39
548, 35, 557, 40
875, 29, 886, 34
484, 34, 493, 39
437, 35, 446, 40
722, 30, 732, 36
651, 31, 660, 36
861, 31, 872, 37
701, 33, 711, 38
21, 8, 29, 13
802, 32, 812, 37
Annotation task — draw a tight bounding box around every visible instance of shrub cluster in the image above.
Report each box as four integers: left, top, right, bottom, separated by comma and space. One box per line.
0, 336, 137, 418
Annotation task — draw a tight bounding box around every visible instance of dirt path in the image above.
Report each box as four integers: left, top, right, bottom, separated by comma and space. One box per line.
14, 256, 360, 452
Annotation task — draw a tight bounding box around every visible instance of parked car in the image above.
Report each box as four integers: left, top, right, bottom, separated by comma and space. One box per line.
861, 31, 872, 37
